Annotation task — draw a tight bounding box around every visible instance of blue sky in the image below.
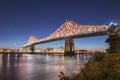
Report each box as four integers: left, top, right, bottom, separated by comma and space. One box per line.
35, 35, 108, 51
0, 0, 120, 50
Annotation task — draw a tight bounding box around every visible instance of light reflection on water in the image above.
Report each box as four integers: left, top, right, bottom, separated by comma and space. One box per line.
0, 53, 93, 80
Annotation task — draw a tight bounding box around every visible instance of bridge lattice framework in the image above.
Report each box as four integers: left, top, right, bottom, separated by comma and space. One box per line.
23, 20, 109, 55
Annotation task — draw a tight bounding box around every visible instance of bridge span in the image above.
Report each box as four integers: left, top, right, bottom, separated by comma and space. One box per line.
23, 20, 109, 55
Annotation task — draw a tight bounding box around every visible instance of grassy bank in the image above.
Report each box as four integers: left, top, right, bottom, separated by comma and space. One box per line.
59, 53, 120, 80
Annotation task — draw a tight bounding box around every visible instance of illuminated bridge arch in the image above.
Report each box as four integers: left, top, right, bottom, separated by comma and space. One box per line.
23, 20, 109, 55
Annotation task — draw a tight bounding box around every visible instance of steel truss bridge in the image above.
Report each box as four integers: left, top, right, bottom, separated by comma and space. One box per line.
23, 20, 109, 55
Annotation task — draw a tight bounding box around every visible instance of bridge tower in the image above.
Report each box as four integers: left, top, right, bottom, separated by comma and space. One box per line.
64, 38, 75, 56
23, 45, 35, 53
29, 45, 35, 53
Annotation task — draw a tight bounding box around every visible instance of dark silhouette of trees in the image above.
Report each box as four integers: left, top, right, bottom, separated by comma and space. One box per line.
106, 24, 120, 55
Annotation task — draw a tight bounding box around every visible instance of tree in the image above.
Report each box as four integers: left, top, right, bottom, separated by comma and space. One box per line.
105, 24, 120, 55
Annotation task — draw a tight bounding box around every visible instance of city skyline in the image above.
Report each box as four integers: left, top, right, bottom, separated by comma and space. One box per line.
0, 0, 120, 50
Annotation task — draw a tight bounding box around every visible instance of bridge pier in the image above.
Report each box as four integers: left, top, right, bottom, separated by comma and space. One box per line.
23, 45, 35, 53
64, 38, 75, 56
29, 45, 35, 53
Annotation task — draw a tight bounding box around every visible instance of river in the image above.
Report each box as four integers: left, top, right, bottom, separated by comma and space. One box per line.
0, 53, 93, 80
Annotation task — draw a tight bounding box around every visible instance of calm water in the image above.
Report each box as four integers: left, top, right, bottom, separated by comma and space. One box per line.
0, 53, 92, 80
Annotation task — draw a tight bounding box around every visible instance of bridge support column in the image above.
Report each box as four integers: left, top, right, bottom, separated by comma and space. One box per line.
23, 46, 34, 53
64, 38, 75, 56
29, 45, 35, 53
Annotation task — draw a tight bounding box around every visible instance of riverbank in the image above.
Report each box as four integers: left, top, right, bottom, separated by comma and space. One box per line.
0, 52, 105, 54
59, 54, 120, 80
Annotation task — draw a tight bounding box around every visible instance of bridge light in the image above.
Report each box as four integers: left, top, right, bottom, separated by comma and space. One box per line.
109, 22, 114, 26
114, 23, 117, 26
68, 23, 71, 25
109, 22, 118, 26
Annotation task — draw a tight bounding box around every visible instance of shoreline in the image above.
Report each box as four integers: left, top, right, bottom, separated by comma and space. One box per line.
0, 52, 104, 54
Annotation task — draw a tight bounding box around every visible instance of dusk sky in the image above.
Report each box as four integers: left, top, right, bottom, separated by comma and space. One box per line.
0, 0, 120, 50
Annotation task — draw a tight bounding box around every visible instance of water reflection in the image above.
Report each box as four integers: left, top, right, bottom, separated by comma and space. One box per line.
0, 53, 92, 80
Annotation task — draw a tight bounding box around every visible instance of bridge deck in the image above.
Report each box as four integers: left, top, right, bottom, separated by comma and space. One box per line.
23, 20, 109, 47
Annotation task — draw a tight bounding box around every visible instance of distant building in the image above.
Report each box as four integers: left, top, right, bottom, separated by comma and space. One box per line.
34, 49, 45, 53
75, 49, 88, 53
47, 47, 54, 52
0, 48, 12, 53
58, 46, 64, 53
75, 49, 105, 54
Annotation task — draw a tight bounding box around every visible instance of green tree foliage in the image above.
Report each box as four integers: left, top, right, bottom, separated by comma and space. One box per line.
59, 54, 120, 80
73, 54, 120, 80
106, 24, 120, 54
